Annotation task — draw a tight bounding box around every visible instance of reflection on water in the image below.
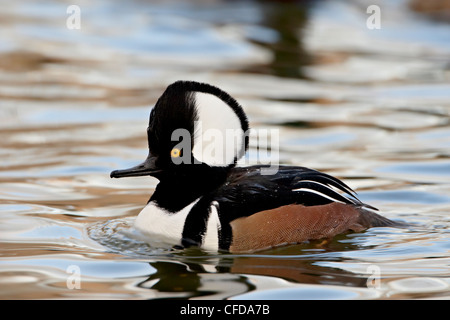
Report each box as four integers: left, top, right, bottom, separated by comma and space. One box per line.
1, 0, 450, 299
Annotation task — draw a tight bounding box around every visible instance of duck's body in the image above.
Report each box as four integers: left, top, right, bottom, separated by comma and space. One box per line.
111, 81, 398, 253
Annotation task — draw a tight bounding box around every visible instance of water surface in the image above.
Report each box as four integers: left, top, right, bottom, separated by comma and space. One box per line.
1, 0, 449, 299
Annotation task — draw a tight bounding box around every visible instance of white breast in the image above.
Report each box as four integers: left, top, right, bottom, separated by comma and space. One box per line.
133, 198, 222, 252
133, 199, 199, 249
202, 201, 221, 252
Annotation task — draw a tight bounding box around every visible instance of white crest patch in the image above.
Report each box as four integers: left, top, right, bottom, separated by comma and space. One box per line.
192, 92, 245, 166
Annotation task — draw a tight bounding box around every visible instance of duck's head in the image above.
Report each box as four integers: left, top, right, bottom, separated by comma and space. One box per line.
110, 81, 249, 180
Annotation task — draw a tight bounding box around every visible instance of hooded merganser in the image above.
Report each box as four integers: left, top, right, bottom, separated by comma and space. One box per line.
110, 81, 397, 253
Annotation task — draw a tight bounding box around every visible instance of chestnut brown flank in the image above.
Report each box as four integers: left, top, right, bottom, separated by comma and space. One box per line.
230, 202, 369, 253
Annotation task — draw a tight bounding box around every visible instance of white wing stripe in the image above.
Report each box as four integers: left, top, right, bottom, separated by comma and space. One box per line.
292, 187, 347, 204
298, 179, 341, 192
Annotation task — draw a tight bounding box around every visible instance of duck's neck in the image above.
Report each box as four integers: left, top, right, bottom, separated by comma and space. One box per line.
150, 165, 228, 212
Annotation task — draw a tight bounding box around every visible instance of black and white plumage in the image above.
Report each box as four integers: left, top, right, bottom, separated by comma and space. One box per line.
111, 81, 397, 253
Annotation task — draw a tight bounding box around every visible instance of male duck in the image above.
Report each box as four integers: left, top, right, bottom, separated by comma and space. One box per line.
111, 81, 397, 253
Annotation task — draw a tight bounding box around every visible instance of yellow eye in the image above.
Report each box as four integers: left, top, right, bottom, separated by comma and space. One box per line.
171, 148, 181, 158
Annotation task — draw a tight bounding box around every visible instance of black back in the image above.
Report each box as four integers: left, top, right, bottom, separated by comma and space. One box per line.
175, 164, 372, 250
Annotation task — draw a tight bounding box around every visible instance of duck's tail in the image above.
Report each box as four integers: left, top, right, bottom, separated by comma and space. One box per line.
357, 207, 409, 228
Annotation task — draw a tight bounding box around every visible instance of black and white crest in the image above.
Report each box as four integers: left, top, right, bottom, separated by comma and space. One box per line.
148, 81, 249, 168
